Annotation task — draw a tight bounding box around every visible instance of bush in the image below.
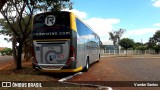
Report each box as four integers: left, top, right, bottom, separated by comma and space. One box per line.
154, 45, 160, 54
0, 48, 12, 56
0, 50, 5, 56
135, 46, 147, 54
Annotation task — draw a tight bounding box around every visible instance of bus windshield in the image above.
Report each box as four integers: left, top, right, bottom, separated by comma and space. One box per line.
33, 12, 71, 40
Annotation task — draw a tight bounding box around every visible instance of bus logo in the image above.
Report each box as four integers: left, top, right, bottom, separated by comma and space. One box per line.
2, 82, 11, 87
45, 15, 56, 26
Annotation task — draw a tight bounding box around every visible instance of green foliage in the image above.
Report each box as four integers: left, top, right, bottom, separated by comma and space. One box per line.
134, 42, 147, 54
0, 16, 32, 42
134, 42, 143, 48
148, 30, 160, 54
119, 38, 135, 50
136, 45, 147, 54
136, 46, 147, 50
154, 45, 160, 54
0, 48, 12, 55
0, 50, 5, 56
33, 0, 72, 12
153, 30, 160, 42
147, 37, 156, 49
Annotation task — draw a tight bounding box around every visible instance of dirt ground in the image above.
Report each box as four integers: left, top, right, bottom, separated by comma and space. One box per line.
1, 55, 160, 90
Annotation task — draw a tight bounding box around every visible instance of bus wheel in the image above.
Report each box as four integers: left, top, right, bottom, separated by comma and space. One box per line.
99, 54, 101, 59
97, 54, 100, 62
83, 58, 89, 72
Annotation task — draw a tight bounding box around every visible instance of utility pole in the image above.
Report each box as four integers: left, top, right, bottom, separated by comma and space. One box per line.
141, 38, 143, 44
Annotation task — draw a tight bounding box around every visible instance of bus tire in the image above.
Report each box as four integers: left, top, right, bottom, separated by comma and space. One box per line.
83, 57, 89, 72
99, 54, 101, 60
96, 54, 100, 62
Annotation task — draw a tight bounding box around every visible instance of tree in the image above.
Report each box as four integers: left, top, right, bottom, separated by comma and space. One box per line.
109, 32, 117, 45
134, 42, 143, 48
136, 46, 147, 54
119, 38, 134, 56
109, 28, 126, 54
153, 30, 160, 43
0, 0, 72, 69
154, 45, 160, 54
0, 16, 32, 61
147, 30, 160, 54
147, 37, 156, 49
134, 42, 147, 54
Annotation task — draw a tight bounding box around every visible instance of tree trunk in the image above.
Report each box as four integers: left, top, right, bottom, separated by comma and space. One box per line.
126, 49, 127, 56
117, 38, 120, 55
23, 39, 32, 61
117, 45, 119, 54
16, 42, 23, 69
12, 34, 17, 65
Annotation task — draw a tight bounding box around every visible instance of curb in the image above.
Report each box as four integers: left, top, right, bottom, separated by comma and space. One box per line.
58, 72, 113, 90
58, 72, 83, 82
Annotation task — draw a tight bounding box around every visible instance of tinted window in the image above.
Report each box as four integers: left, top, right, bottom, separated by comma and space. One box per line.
76, 18, 84, 36
76, 18, 95, 39
33, 12, 71, 40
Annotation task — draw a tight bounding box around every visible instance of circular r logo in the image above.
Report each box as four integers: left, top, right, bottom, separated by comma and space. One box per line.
45, 15, 56, 26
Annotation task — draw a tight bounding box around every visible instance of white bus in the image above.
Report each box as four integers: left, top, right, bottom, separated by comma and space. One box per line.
32, 11, 101, 72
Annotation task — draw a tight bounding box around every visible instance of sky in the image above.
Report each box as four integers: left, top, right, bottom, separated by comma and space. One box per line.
0, 0, 160, 48
70, 0, 160, 45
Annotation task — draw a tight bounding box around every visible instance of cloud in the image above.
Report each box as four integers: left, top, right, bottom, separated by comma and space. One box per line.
153, 23, 160, 27
64, 9, 120, 36
84, 18, 120, 45
84, 18, 120, 36
84, 18, 120, 44
121, 28, 159, 43
123, 28, 157, 37
152, 0, 160, 7
63, 9, 87, 19
65, 9, 121, 35
64, 9, 120, 44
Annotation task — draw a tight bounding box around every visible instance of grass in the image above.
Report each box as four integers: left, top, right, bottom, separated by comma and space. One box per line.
0, 61, 97, 90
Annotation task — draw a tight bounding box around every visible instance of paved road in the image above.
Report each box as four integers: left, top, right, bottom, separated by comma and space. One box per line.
68, 57, 160, 90
0, 56, 14, 69
0, 56, 13, 63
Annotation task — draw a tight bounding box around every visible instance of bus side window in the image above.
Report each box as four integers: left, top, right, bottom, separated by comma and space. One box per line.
76, 18, 84, 36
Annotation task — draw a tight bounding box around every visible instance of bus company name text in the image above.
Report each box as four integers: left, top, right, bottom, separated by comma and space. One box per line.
33, 32, 70, 36
2, 82, 42, 88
